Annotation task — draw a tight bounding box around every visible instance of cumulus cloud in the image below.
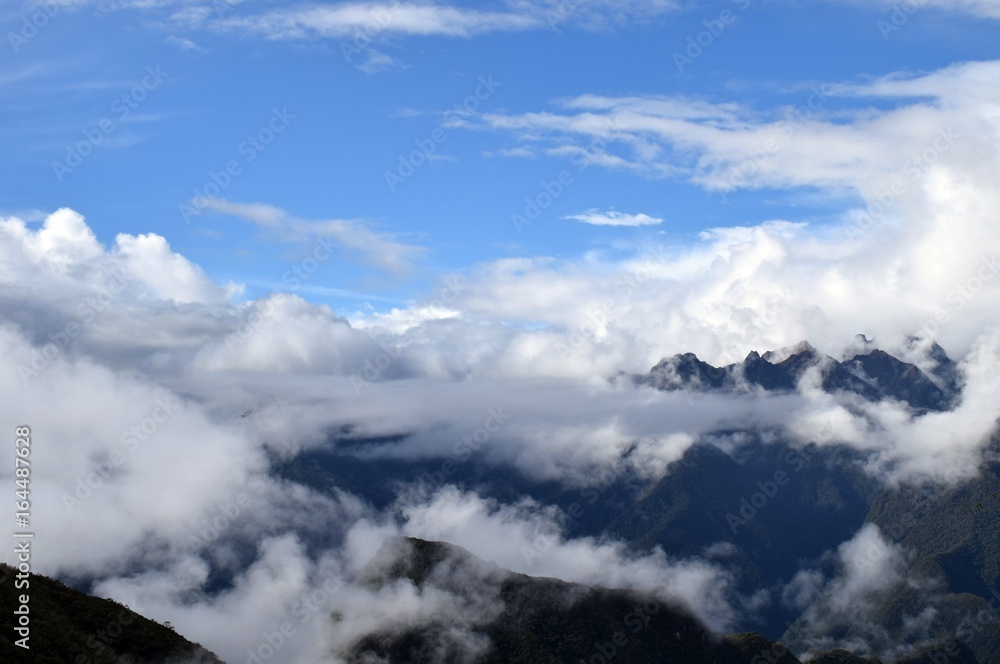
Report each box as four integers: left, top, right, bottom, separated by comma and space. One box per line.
0, 208, 237, 305
440, 63, 1000, 370
191, 293, 381, 375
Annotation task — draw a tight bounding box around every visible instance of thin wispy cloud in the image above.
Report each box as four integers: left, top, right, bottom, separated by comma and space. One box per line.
165, 34, 205, 51
43, 0, 681, 39
213, 3, 542, 39
478, 62, 997, 195
564, 209, 663, 227
198, 198, 425, 275
836, 0, 1000, 19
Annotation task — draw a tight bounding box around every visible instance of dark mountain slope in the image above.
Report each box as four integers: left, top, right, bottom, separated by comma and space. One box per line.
0, 563, 224, 663
807, 651, 884, 664
602, 437, 875, 635
344, 536, 805, 664
843, 349, 951, 412
783, 434, 1000, 664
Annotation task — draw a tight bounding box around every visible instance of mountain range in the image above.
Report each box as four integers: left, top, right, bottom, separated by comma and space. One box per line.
631, 337, 959, 413
23, 339, 999, 663
275, 339, 999, 662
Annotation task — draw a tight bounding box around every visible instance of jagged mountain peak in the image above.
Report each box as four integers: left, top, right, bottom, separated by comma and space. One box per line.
636, 340, 956, 412
761, 340, 818, 364
360, 536, 508, 591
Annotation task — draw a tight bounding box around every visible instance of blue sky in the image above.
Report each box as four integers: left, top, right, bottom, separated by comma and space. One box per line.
3, 0, 998, 313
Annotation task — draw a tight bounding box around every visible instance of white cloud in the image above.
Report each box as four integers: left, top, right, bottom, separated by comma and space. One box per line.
203, 0, 680, 41
350, 303, 461, 335
0, 325, 265, 577
565, 208, 664, 227
0, 208, 237, 304
165, 34, 205, 51
486, 146, 536, 158
347, 485, 743, 632
44, 0, 681, 44
356, 48, 403, 73
785, 523, 912, 657
214, 3, 539, 40
479, 61, 1000, 198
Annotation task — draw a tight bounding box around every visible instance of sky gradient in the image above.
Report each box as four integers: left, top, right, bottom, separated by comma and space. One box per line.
3, 0, 999, 315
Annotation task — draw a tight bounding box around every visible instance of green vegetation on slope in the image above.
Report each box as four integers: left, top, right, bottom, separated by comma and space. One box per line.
0, 563, 224, 664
